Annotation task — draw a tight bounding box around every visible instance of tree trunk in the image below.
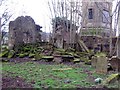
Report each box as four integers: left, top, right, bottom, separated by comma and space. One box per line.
70, 1, 72, 46
117, 4, 120, 58
0, 18, 1, 44
109, 16, 112, 57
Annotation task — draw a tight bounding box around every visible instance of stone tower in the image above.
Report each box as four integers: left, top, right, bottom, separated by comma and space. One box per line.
81, 1, 113, 37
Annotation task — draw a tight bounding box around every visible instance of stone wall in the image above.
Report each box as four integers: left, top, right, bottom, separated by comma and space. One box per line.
53, 25, 77, 49
81, 36, 107, 52
9, 16, 42, 49
81, 36, 119, 54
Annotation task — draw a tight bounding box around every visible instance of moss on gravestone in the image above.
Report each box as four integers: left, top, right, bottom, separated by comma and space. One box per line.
8, 50, 15, 58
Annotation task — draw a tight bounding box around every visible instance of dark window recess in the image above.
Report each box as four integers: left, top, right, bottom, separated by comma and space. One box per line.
88, 8, 93, 19
14, 32, 16, 37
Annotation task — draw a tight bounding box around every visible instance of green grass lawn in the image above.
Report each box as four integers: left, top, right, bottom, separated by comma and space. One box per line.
2, 62, 118, 88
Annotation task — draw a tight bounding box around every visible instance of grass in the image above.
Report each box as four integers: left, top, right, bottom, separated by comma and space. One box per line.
2, 61, 119, 88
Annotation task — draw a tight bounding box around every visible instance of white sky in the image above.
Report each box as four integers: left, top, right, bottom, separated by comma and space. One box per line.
14, 0, 52, 32
0, 0, 52, 32
0, 0, 119, 33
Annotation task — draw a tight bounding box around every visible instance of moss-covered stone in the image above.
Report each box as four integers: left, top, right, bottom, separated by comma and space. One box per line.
2, 58, 10, 62
103, 73, 120, 84
42, 56, 54, 62
18, 53, 28, 58
62, 55, 74, 62
96, 56, 108, 74
55, 48, 65, 53
73, 58, 80, 63
8, 50, 15, 58
0, 50, 9, 57
34, 53, 43, 60
95, 52, 106, 57
80, 57, 88, 62
28, 53, 35, 58
65, 47, 75, 52
85, 60, 91, 65
91, 56, 97, 67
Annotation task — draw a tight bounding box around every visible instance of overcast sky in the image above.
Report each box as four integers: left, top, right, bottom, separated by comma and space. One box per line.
0, 0, 52, 32
0, 0, 119, 33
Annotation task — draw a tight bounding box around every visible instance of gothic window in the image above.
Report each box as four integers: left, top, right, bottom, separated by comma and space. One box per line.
102, 10, 110, 23
88, 8, 93, 19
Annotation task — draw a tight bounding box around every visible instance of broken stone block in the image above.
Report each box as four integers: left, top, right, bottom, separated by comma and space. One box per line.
103, 73, 120, 84
73, 58, 80, 63
109, 56, 120, 72
42, 56, 54, 62
62, 55, 74, 62
53, 55, 62, 63
96, 56, 108, 74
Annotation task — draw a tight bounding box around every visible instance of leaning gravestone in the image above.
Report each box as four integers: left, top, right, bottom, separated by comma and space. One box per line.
96, 56, 108, 73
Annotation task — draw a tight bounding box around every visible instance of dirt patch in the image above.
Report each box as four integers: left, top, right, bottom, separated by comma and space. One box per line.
34, 59, 56, 65
9, 57, 75, 66
9, 57, 31, 63
2, 76, 33, 88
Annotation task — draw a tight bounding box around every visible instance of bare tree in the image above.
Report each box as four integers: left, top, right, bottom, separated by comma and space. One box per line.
116, 1, 120, 58
111, 0, 120, 56
0, 0, 5, 42
94, 1, 120, 56
48, 0, 82, 47
0, 0, 13, 43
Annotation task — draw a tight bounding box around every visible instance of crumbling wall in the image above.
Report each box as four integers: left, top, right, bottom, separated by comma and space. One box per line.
81, 36, 110, 53
9, 16, 41, 49
81, 36, 120, 54
53, 25, 76, 49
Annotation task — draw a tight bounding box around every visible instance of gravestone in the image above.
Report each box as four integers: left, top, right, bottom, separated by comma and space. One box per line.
91, 56, 97, 68
96, 56, 108, 73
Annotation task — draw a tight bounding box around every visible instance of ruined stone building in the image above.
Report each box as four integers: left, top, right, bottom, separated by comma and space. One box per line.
52, 17, 78, 49
9, 16, 42, 49
54, 25, 77, 49
80, 1, 116, 52
81, 1, 113, 37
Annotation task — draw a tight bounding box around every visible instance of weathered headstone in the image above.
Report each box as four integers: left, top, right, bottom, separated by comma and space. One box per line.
96, 56, 108, 73
91, 56, 97, 68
